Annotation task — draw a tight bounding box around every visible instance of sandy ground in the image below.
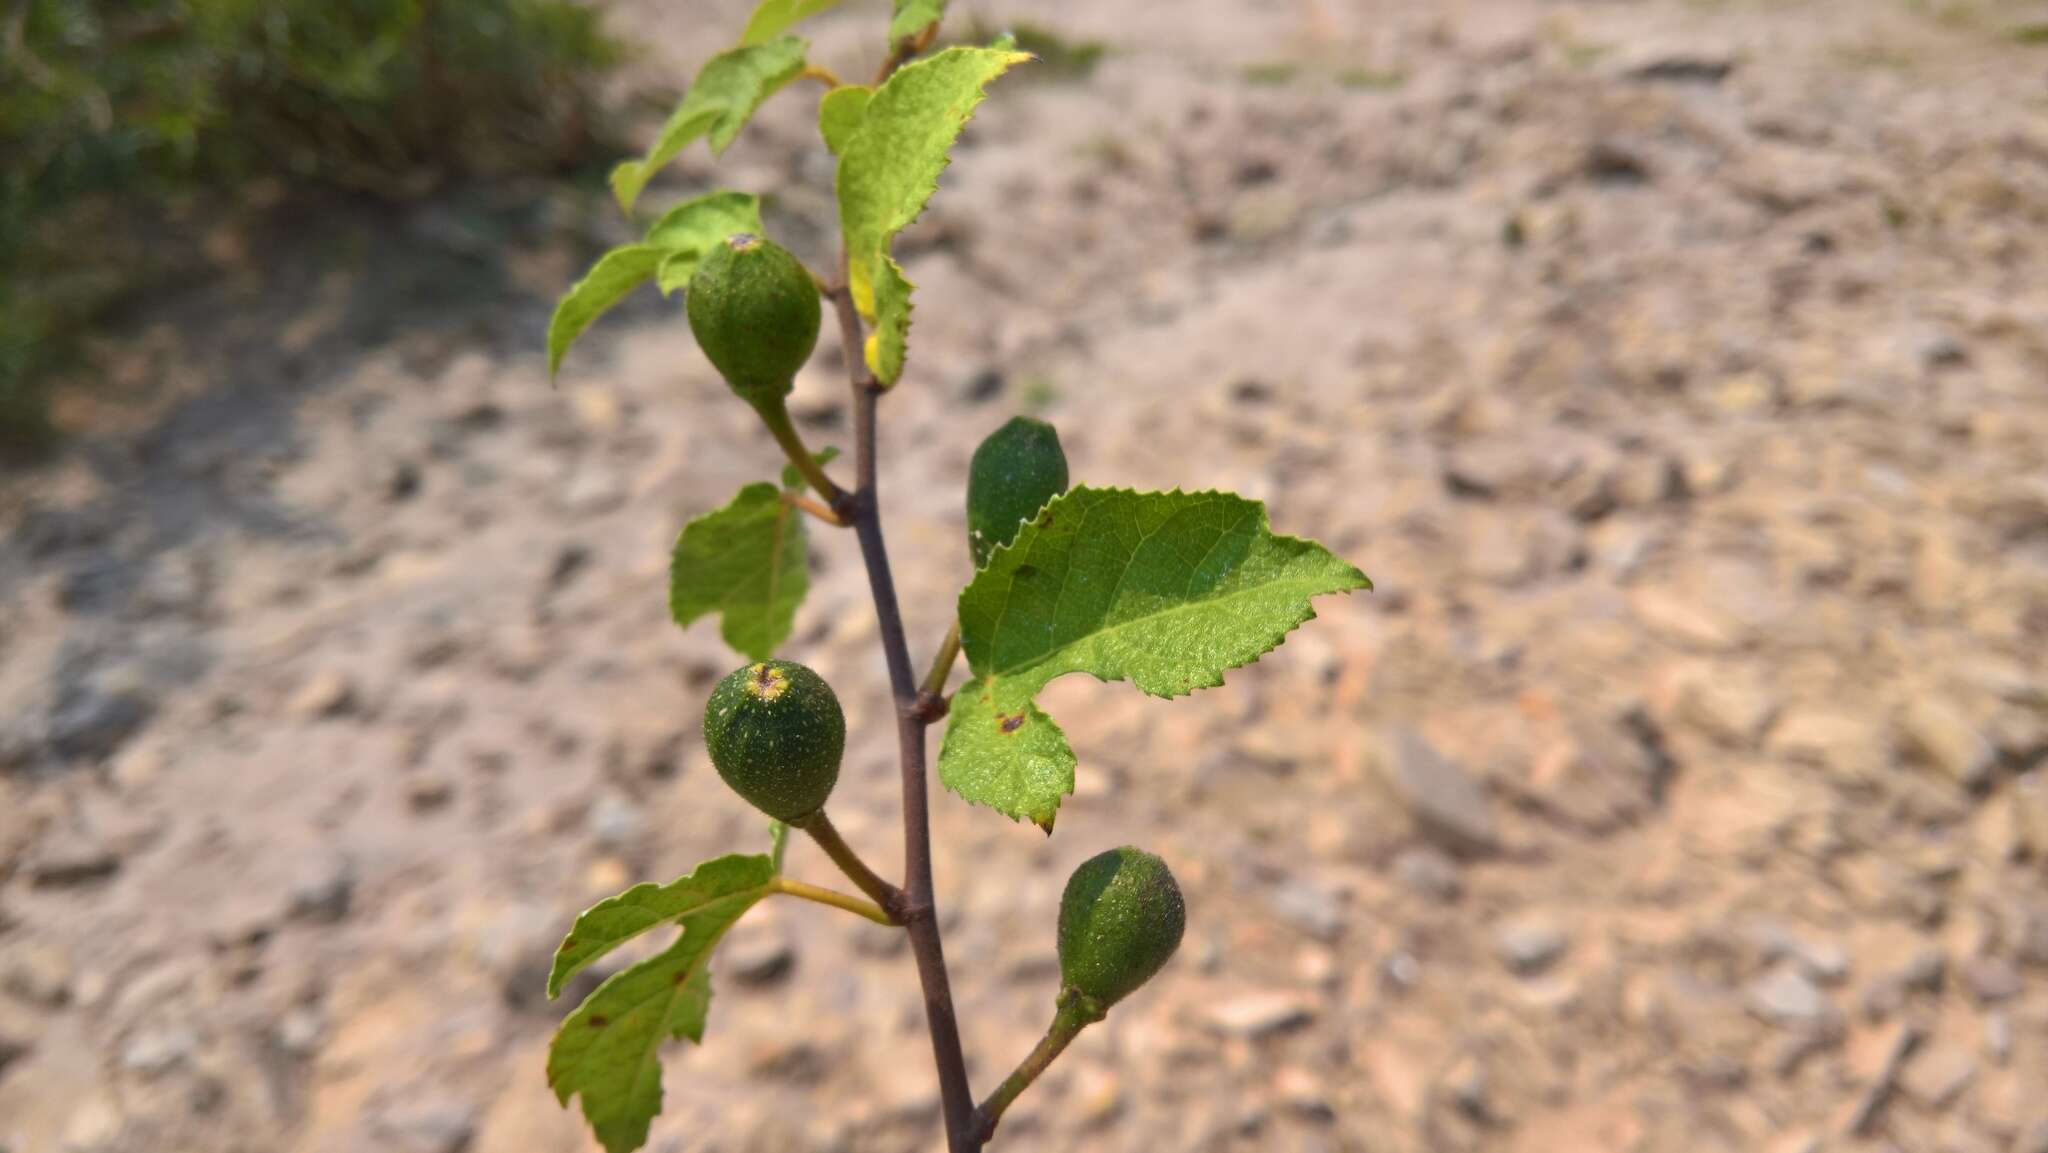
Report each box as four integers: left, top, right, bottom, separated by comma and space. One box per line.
3, 1, 2047, 1151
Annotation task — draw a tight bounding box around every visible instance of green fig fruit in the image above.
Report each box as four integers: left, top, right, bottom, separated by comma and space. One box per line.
966, 416, 1069, 567
1057, 846, 1185, 1011
703, 660, 844, 823
686, 233, 822, 407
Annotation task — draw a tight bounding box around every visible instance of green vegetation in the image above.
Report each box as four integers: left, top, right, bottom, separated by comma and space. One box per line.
539, 2, 1371, 1149
0, 0, 620, 455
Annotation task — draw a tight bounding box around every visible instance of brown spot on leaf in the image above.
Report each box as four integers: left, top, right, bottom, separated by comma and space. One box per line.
998, 712, 1027, 734
588, 1015, 609, 1028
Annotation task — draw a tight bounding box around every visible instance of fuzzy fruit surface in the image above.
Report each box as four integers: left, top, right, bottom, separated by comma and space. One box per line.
686, 234, 822, 405
966, 416, 1069, 567
1057, 846, 1185, 1009
703, 660, 844, 823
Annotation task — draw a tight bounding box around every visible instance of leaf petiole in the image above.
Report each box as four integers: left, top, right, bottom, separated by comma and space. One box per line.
800, 63, 844, 88
969, 996, 1101, 1142
781, 488, 849, 526
796, 810, 904, 915
770, 876, 895, 925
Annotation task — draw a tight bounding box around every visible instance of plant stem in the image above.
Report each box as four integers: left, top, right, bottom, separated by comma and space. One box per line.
770, 876, 895, 925
922, 620, 961, 699
829, 273, 979, 1152
781, 488, 849, 527
800, 63, 844, 88
755, 395, 846, 506
970, 1001, 1097, 1143
798, 811, 903, 915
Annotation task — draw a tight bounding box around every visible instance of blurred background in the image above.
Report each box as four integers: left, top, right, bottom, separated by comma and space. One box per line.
2, 1, 2045, 1151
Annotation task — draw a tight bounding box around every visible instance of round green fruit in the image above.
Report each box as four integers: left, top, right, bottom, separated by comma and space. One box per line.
966, 416, 1069, 567
1057, 846, 1185, 1010
686, 233, 822, 406
703, 660, 844, 823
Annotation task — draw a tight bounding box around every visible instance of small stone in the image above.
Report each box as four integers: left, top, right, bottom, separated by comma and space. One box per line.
1746, 965, 1833, 1028
1269, 877, 1346, 942
1374, 727, 1498, 854
1964, 956, 2020, 1003
288, 857, 355, 923
1677, 670, 1778, 748
121, 1025, 199, 1075
47, 685, 154, 762
1899, 1044, 1976, 1109
276, 1006, 326, 1057
407, 773, 455, 812
1630, 587, 1740, 651
1204, 991, 1316, 1039
1749, 921, 1851, 984
1273, 1066, 1333, 1121
27, 838, 121, 888
585, 793, 644, 851
374, 1100, 478, 1153
1494, 915, 1571, 976
288, 672, 358, 720
1900, 698, 1995, 791
720, 922, 796, 986
1769, 709, 1887, 782
1985, 1012, 2012, 1065
4, 942, 73, 1005
1443, 1054, 1489, 1120
1392, 846, 1462, 900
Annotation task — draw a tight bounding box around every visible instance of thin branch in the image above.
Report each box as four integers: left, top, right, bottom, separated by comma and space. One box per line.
754, 395, 847, 506
969, 1000, 1098, 1144
830, 260, 979, 1152
798, 811, 904, 915
872, 21, 938, 86
770, 876, 895, 926
781, 488, 849, 527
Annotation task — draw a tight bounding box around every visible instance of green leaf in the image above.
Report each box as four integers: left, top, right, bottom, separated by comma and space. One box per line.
547, 854, 774, 1153
645, 191, 764, 296
938, 487, 1370, 828
611, 37, 808, 213
817, 85, 872, 155
546, 854, 777, 999
741, 0, 843, 45
889, 0, 946, 41
836, 46, 1029, 382
670, 482, 811, 662
780, 445, 840, 490
548, 244, 666, 379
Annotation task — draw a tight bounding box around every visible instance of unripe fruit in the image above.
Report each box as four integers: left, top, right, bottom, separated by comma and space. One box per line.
966, 416, 1069, 567
686, 233, 822, 406
1057, 846, 1185, 1010
703, 660, 844, 823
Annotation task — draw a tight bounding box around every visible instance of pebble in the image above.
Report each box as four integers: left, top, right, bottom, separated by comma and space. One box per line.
1374, 727, 1498, 854
1746, 965, 1833, 1028
1900, 697, 1995, 791
1676, 670, 1778, 748
27, 838, 122, 888
1204, 991, 1316, 1039
1963, 956, 2020, 1003
1443, 1053, 1490, 1120
4, 942, 74, 1005
288, 856, 356, 923
406, 773, 456, 812
121, 1025, 200, 1075
1392, 846, 1462, 901
1269, 877, 1346, 942
1984, 1011, 2012, 1065
288, 671, 358, 720
47, 685, 154, 762
1494, 914, 1572, 976
1898, 1044, 1976, 1109
276, 1006, 326, 1057
374, 1100, 479, 1153
1749, 921, 1850, 984
585, 793, 645, 851
720, 922, 797, 986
